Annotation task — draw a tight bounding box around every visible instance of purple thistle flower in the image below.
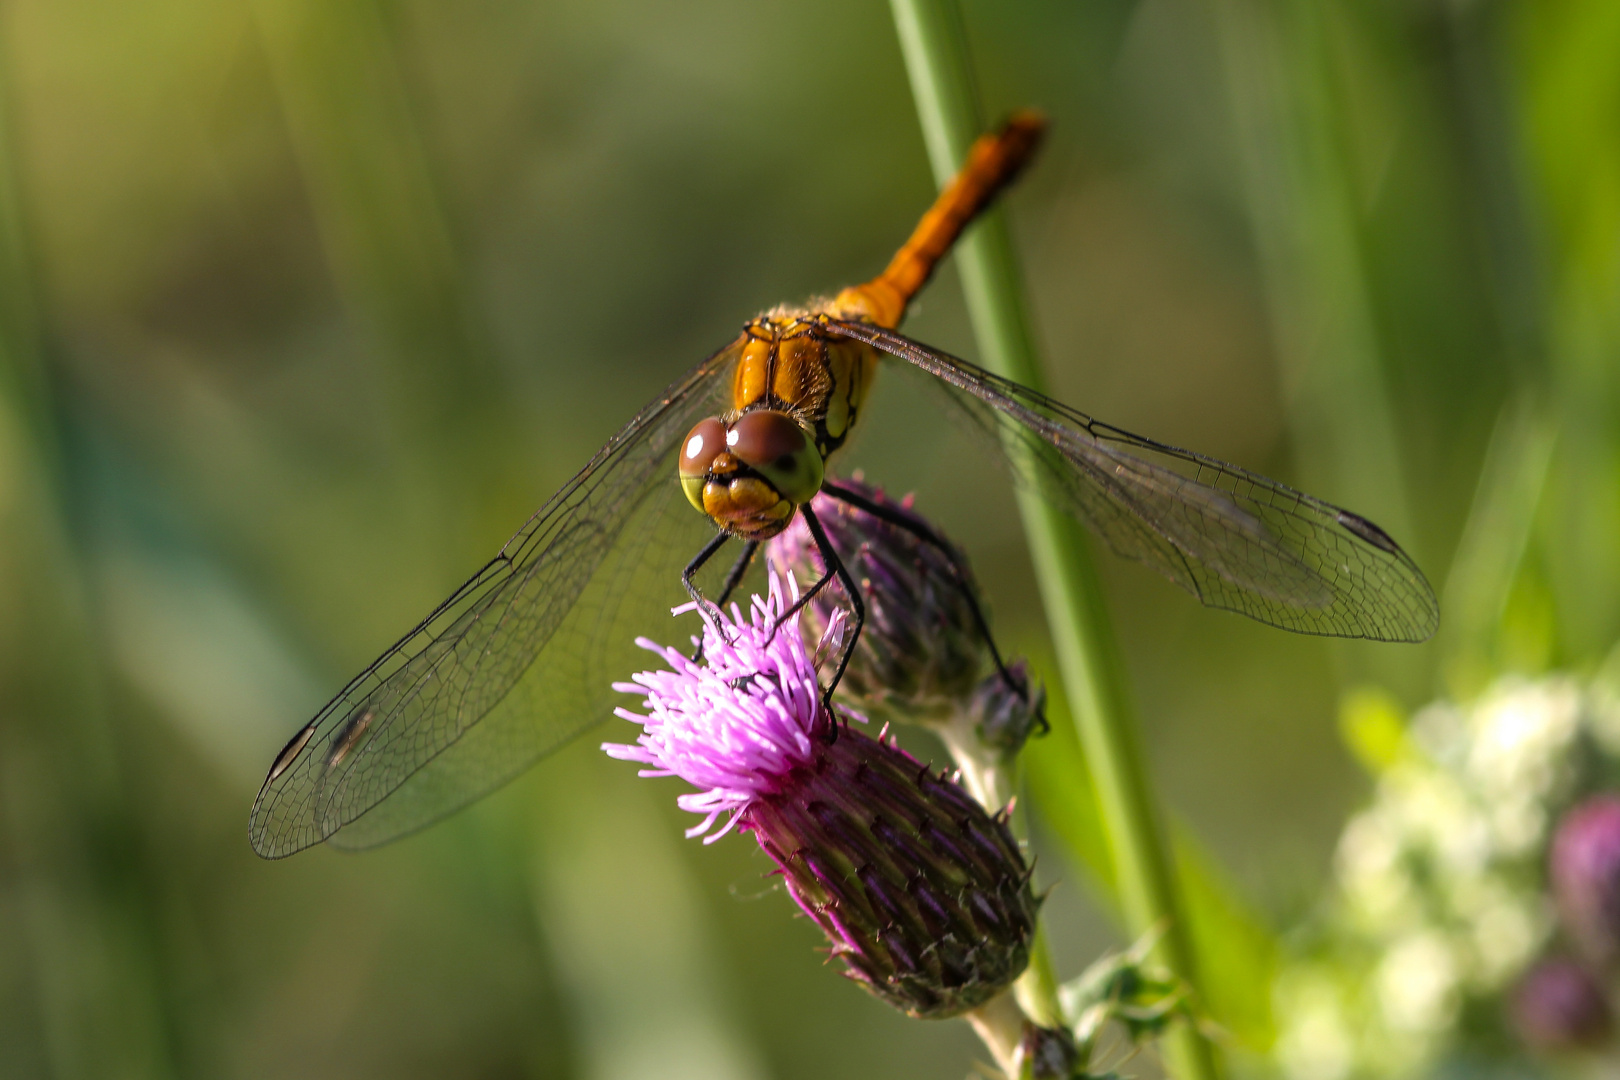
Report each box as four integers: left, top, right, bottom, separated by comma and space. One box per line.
605, 573, 838, 842
607, 573, 1038, 1017
1510, 958, 1612, 1052
1551, 794, 1620, 965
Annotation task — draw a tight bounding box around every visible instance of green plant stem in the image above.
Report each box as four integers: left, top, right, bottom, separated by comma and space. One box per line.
886, 2, 1220, 1077
936, 716, 1012, 811
966, 991, 1028, 1078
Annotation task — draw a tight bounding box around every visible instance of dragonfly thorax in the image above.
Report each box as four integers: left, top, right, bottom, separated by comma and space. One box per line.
678, 408, 824, 540
732, 313, 879, 460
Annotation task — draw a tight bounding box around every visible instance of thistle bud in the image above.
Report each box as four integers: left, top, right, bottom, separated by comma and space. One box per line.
768, 476, 986, 724
606, 573, 1037, 1018
1018, 1025, 1082, 1078
1551, 795, 1620, 964
965, 659, 1046, 761
745, 725, 1037, 1017
1510, 958, 1612, 1052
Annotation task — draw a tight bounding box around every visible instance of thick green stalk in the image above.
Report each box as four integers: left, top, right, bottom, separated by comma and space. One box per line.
886, 2, 1220, 1077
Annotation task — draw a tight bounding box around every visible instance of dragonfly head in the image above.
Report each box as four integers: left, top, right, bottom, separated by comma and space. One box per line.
679, 409, 824, 540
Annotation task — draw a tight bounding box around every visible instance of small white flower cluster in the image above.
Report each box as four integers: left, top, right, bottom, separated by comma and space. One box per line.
1275, 671, 1620, 1080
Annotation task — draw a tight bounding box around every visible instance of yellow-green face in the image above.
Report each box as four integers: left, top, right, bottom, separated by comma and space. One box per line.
678, 410, 824, 541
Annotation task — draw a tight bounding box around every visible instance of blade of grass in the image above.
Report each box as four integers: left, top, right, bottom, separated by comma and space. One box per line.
251, 0, 481, 403
528, 748, 766, 1080
0, 31, 179, 1078
1517, 0, 1620, 660
1439, 389, 1557, 695
1433, 1, 1558, 696
250, 0, 512, 562
1211, 0, 1417, 545
886, 2, 1221, 1076
1209, 0, 1421, 695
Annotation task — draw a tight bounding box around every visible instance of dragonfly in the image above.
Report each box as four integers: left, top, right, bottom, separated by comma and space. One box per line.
250, 111, 1438, 858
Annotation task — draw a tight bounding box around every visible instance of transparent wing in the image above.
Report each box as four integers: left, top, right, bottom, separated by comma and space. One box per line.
828, 319, 1438, 642
249, 337, 747, 857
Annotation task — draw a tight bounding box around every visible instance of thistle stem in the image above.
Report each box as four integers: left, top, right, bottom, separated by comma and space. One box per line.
936, 717, 1011, 812
966, 991, 1028, 1078
886, 1, 1220, 1076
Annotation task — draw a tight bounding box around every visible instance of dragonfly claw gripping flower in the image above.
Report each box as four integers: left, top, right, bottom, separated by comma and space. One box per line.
606, 574, 1038, 1018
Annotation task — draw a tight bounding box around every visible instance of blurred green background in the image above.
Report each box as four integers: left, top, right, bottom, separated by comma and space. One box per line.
0, 0, 1616, 1076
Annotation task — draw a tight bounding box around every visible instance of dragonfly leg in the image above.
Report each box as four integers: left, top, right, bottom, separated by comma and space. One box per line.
691, 539, 759, 663
821, 479, 1046, 734
774, 544, 840, 629
682, 530, 732, 631
716, 539, 762, 609
798, 503, 865, 738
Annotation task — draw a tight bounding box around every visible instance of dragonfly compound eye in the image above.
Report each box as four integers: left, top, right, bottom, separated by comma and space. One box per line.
679, 417, 729, 511
727, 410, 824, 507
